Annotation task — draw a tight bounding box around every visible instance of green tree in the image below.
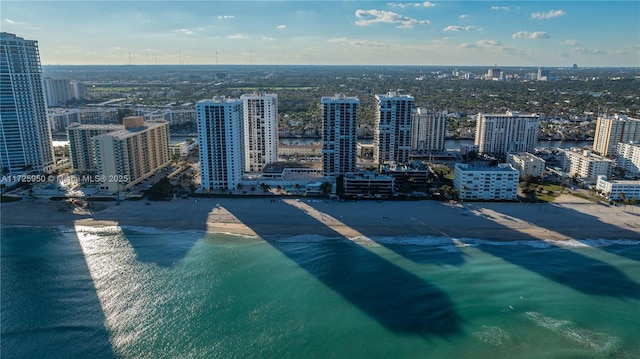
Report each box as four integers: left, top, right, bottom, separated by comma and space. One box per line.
320, 182, 333, 196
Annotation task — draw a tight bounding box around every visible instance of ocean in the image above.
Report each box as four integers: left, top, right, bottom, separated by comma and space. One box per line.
1, 225, 639, 358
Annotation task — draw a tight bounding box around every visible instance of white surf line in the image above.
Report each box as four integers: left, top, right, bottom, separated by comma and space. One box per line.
282, 199, 369, 241
470, 207, 572, 243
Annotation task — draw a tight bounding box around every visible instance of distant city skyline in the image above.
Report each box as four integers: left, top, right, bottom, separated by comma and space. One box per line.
2, 1, 639, 67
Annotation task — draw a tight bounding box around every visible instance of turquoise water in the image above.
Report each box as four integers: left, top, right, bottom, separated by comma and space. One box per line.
1, 225, 639, 358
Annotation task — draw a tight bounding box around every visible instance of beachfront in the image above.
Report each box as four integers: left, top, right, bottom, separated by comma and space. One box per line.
2, 196, 639, 241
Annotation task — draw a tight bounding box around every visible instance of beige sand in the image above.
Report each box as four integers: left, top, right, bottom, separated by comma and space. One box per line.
2, 195, 639, 241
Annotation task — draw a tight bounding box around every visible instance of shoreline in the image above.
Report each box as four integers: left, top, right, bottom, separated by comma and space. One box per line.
2, 195, 640, 241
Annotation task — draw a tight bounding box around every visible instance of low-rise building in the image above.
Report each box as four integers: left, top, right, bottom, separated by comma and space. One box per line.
342, 172, 394, 199
379, 162, 430, 193
454, 163, 519, 201
560, 149, 613, 180
507, 152, 545, 178
596, 176, 640, 201
169, 140, 197, 157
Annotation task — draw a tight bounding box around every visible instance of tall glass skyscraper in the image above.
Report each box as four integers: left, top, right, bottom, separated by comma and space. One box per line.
0, 32, 55, 174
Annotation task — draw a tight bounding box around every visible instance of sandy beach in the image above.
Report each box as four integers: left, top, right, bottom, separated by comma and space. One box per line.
3, 195, 640, 241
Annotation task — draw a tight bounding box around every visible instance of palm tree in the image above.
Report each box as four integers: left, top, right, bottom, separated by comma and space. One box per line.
260, 183, 271, 193
320, 182, 332, 196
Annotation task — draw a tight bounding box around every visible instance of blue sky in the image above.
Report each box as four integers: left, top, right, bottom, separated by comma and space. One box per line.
2, 1, 639, 67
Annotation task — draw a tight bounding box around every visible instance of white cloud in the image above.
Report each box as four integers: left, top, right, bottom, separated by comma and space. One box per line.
328, 37, 387, 48
531, 9, 565, 19
217, 15, 235, 20
476, 40, 501, 47
277, 25, 286, 29
355, 9, 430, 29
512, 31, 549, 39
491, 6, 509, 11
387, 2, 436, 8
572, 48, 605, 55
228, 34, 248, 39
459, 42, 477, 49
262, 37, 274, 41
561, 39, 577, 45
444, 25, 477, 32
174, 29, 193, 35
459, 14, 469, 19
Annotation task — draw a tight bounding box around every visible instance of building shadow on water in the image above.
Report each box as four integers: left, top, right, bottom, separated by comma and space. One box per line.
220, 199, 463, 337
279, 199, 640, 300
120, 227, 203, 268
0, 225, 117, 359
458, 202, 640, 299
307, 200, 471, 266
477, 201, 640, 263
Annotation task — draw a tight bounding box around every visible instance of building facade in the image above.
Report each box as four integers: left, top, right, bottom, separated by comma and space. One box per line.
507, 152, 545, 178
241, 92, 278, 172
596, 176, 640, 201
80, 107, 119, 125
91, 117, 170, 192
68, 123, 123, 173
43, 78, 73, 107
593, 114, 640, 157
48, 108, 81, 132
322, 94, 359, 177
374, 92, 413, 164
197, 97, 244, 191
616, 142, 640, 178
411, 108, 446, 151
454, 163, 519, 201
475, 111, 539, 156
342, 172, 394, 199
0, 32, 55, 174
560, 149, 613, 180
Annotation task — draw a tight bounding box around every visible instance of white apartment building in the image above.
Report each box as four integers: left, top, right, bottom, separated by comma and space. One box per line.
616, 142, 640, 177
169, 140, 197, 157
80, 107, 119, 125
475, 111, 539, 156
374, 92, 413, 164
411, 108, 446, 151
241, 92, 278, 172
43, 78, 73, 107
48, 108, 81, 132
68, 123, 123, 172
92, 117, 170, 192
507, 152, 545, 178
596, 176, 640, 201
593, 114, 640, 157
0, 32, 55, 174
197, 97, 244, 191
561, 149, 613, 180
454, 163, 519, 201
322, 94, 359, 177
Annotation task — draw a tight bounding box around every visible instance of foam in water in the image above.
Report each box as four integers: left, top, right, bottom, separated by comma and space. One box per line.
472, 325, 511, 346
524, 311, 621, 353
